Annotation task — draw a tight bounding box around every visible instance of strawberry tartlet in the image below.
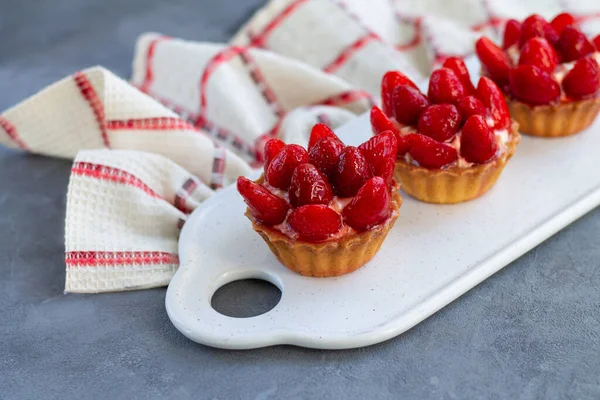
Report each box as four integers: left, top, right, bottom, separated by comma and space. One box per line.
476, 13, 600, 137
372, 62, 520, 204
237, 124, 402, 277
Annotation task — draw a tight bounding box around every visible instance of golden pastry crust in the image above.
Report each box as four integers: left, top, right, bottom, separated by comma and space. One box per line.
393, 121, 520, 204
245, 191, 402, 277
507, 96, 600, 138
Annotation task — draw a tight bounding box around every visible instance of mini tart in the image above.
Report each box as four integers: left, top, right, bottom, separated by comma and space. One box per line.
506, 96, 600, 138
245, 177, 402, 277
394, 121, 520, 204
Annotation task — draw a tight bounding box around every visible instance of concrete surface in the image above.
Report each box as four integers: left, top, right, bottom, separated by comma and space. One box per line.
1, 1, 600, 399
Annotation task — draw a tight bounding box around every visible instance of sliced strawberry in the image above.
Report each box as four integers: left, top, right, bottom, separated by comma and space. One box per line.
593, 34, 600, 51
358, 130, 398, 184
288, 204, 342, 242
428, 68, 466, 105
509, 65, 561, 105
381, 71, 419, 116
265, 144, 309, 190
408, 134, 458, 169
288, 163, 334, 207
333, 146, 372, 197
417, 104, 461, 142
503, 19, 522, 49
392, 85, 429, 125
237, 177, 289, 225
263, 138, 285, 172
370, 105, 400, 138
308, 137, 344, 179
562, 56, 600, 100
477, 77, 511, 129
397, 134, 411, 157
442, 57, 476, 95
460, 115, 498, 164
458, 96, 487, 119
308, 123, 342, 151
551, 12, 577, 34
518, 37, 559, 73
557, 26, 595, 62
343, 176, 392, 231
475, 37, 511, 87
520, 14, 559, 47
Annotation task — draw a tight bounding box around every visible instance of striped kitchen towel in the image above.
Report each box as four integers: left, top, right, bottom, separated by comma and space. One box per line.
1, 0, 599, 292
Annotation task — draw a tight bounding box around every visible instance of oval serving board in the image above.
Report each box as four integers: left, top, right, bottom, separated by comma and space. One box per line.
166, 111, 600, 349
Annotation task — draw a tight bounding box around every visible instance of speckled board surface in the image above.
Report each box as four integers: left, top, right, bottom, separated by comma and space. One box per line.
1, 1, 600, 399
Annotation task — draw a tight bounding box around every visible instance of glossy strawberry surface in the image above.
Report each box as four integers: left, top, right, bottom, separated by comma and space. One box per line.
358, 130, 398, 184
460, 115, 499, 164
308, 137, 344, 179
381, 71, 418, 116
520, 14, 559, 47
288, 204, 342, 242
408, 134, 458, 169
263, 138, 285, 171
557, 26, 595, 63
392, 85, 429, 125
342, 177, 392, 231
475, 37, 512, 87
237, 177, 289, 225
503, 19, 522, 49
308, 123, 342, 151
428, 68, 466, 105
509, 65, 561, 105
477, 77, 511, 129
458, 96, 487, 119
562, 56, 600, 100
418, 104, 461, 142
288, 163, 334, 207
518, 37, 559, 73
442, 57, 476, 95
333, 146, 372, 197
550, 12, 577, 34
266, 144, 309, 190
370, 105, 400, 137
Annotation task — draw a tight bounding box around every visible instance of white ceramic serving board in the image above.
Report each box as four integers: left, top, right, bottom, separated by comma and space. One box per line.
166, 109, 600, 349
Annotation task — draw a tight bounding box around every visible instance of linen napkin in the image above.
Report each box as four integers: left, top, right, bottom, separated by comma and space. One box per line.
1, 0, 599, 293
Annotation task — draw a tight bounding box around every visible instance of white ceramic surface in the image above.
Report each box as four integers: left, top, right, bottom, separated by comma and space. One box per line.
166, 108, 600, 349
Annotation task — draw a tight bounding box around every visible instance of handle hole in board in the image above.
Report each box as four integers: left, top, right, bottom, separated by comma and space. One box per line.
210, 279, 281, 318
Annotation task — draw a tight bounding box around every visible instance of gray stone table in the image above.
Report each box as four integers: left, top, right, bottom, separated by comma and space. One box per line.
1, 1, 599, 399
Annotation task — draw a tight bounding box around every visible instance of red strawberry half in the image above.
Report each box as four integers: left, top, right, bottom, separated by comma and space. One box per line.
475, 37, 512, 87
237, 176, 290, 225
477, 77, 511, 129
557, 26, 595, 63
333, 146, 372, 197
308, 137, 344, 179
443, 57, 476, 95
381, 71, 418, 116
288, 163, 334, 207
503, 19, 522, 49
370, 105, 400, 138
392, 85, 429, 125
551, 12, 577, 34
518, 37, 559, 73
343, 176, 392, 231
408, 134, 458, 169
520, 14, 559, 47
562, 56, 600, 100
460, 115, 498, 164
308, 123, 343, 151
266, 144, 309, 190
288, 204, 342, 242
458, 96, 487, 119
418, 104, 461, 142
264, 138, 285, 172
358, 130, 398, 184
428, 68, 466, 105
593, 34, 600, 51
509, 65, 561, 105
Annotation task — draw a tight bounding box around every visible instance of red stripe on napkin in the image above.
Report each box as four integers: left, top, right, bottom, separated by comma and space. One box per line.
250, 0, 310, 47
71, 161, 163, 200
174, 177, 199, 214
74, 72, 110, 148
239, 50, 285, 118
0, 116, 28, 150
316, 90, 374, 107
65, 251, 179, 267
107, 117, 195, 131
323, 32, 379, 73
140, 36, 171, 93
